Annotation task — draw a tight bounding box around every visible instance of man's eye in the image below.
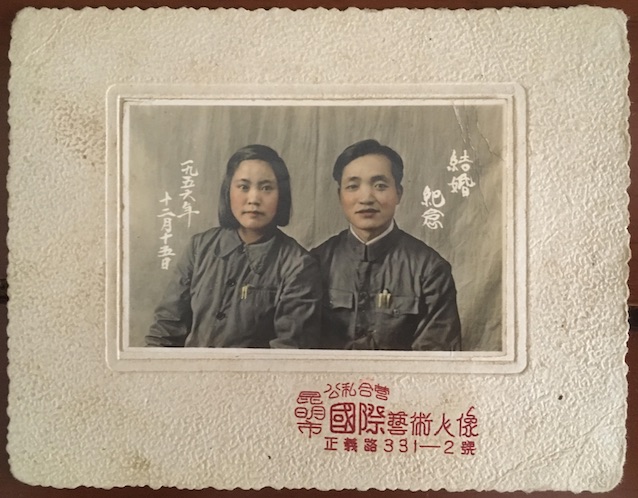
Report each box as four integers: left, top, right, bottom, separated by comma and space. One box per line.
375, 183, 389, 190
344, 184, 358, 191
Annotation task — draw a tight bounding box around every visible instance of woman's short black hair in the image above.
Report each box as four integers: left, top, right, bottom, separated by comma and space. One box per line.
218, 144, 292, 228
332, 139, 404, 189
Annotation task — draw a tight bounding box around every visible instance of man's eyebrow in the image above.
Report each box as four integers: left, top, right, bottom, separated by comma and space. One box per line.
371, 175, 391, 182
343, 176, 361, 183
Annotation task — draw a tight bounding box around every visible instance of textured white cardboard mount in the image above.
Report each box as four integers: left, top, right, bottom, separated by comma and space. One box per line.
6, 6, 630, 492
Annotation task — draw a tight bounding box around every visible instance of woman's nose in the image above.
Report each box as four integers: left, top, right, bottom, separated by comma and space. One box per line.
247, 188, 261, 204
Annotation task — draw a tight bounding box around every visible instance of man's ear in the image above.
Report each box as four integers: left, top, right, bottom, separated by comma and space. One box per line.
397, 185, 403, 203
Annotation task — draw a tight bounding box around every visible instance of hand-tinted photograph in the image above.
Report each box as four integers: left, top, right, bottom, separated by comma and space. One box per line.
108, 87, 525, 372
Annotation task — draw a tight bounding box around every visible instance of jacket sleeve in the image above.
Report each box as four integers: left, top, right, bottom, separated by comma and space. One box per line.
412, 260, 462, 351
145, 238, 195, 347
270, 253, 322, 349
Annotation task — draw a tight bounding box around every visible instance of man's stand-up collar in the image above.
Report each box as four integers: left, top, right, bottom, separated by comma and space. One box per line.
346, 221, 400, 262
349, 219, 395, 246
216, 228, 278, 274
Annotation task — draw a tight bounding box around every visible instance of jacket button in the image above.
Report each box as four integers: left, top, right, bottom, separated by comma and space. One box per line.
216, 311, 226, 320
226, 279, 236, 287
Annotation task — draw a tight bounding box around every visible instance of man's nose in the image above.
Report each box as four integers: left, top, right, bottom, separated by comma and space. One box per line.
358, 185, 375, 203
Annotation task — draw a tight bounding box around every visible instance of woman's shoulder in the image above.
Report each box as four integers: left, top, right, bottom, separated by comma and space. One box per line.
186, 227, 237, 257
190, 226, 227, 244
274, 229, 312, 258
273, 230, 321, 280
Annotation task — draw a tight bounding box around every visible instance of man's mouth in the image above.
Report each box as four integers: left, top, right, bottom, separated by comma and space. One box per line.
356, 209, 379, 214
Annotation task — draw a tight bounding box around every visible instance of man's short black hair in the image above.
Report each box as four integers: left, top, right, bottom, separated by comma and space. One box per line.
332, 139, 404, 188
218, 144, 292, 228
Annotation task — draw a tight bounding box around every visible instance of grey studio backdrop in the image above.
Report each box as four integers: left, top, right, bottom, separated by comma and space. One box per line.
126, 103, 504, 351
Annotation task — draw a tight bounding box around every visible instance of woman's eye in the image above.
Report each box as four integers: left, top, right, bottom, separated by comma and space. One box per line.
237, 184, 249, 191
261, 185, 273, 191
344, 184, 357, 191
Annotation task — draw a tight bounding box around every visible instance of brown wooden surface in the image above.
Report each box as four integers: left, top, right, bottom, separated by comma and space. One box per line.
1, 0, 636, 496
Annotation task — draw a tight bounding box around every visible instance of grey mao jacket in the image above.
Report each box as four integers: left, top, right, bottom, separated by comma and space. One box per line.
311, 225, 461, 351
147, 227, 321, 348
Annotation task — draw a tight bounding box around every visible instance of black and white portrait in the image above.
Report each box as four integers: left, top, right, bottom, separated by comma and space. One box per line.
108, 85, 525, 371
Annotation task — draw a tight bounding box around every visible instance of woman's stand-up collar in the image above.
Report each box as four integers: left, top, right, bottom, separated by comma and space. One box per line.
214, 227, 279, 275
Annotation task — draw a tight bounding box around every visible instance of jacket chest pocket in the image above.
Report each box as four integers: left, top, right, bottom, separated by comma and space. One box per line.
322, 289, 355, 345
242, 286, 278, 314
373, 295, 420, 349
233, 286, 277, 344
324, 288, 355, 311
375, 295, 420, 317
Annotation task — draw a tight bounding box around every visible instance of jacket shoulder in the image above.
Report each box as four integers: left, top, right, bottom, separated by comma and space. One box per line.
395, 229, 452, 269
192, 226, 223, 241
275, 231, 321, 277
310, 230, 348, 257
189, 226, 225, 247
276, 230, 320, 262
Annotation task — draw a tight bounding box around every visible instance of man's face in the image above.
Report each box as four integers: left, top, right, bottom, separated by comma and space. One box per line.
338, 154, 402, 242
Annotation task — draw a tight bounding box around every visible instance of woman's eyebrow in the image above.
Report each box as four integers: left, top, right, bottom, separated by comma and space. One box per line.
257, 179, 276, 186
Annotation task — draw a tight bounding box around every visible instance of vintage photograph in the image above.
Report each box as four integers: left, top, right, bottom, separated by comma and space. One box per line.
107, 85, 525, 371
8, 7, 631, 493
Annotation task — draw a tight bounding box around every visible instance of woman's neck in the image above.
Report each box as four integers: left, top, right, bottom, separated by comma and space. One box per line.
237, 226, 274, 245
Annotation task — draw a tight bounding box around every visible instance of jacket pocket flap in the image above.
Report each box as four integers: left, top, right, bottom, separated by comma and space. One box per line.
325, 288, 354, 309
377, 295, 420, 316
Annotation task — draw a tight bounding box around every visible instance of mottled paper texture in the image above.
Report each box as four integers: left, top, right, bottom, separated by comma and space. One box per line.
7, 6, 629, 492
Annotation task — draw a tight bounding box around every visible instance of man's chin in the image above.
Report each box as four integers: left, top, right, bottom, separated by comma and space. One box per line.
351, 219, 384, 230
350, 222, 389, 238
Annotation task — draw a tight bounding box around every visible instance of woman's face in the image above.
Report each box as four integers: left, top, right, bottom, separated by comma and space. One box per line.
230, 159, 279, 237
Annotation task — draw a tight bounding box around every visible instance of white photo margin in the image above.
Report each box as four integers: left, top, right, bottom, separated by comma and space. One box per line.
105, 83, 527, 374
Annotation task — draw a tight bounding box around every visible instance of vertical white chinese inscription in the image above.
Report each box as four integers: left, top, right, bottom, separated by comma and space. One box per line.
157, 192, 176, 270
447, 150, 476, 198
421, 186, 446, 230
156, 159, 201, 270
177, 160, 200, 228
421, 149, 476, 230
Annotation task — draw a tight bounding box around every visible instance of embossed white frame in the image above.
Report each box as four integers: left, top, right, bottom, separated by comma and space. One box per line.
8, 7, 629, 492
105, 83, 527, 374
